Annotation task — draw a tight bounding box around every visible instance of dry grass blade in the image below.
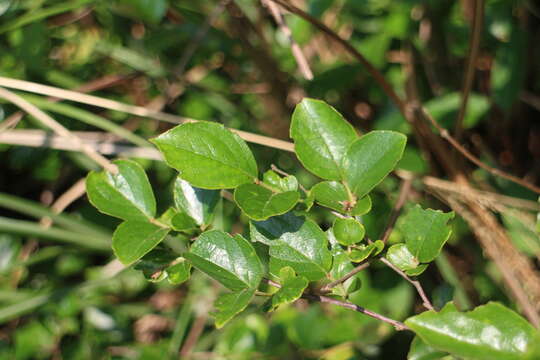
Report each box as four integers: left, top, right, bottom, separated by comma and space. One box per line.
0, 87, 117, 173
0, 76, 294, 153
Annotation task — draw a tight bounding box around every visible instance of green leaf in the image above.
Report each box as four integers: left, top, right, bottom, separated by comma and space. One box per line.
290, 98, 358, 180
86, 159, 156, 221
171, 213, 198, 231
263, 170, 298, 192
401, 205, 454, 263
152, 122, 258, 189
343, 131, 407, 198
386, 243, 420, 272
234, 183, 299, 221
333, 218, 365, 246
329, 247, 361, 296
173, 177, 220, 226
213, 288, 255, 328
270, 267, 309, 311
185, 230, 263, 291
113, 221, 170, 265
311, 181, 371, 215
250, 212, 332, 281
405, 302, 540, 360
408, 336, 449, 360
349, 240, 384, 263
166, 260, 191, 285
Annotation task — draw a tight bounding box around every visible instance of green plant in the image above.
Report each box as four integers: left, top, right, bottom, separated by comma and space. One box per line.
86, 98, 540, 359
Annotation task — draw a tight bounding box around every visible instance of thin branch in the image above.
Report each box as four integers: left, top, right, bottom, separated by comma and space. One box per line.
0, 87, 117, 174
263, 278, 409, 331
40, 179, 86, 228
0, 76, 294, 153
420, 106, 540, 194
319, 262, 369, 293
261, 0, 313, 80
268, 0, 407, 115
380, 177, 412, 243
454, 0, 484, 140
379, 257, 434, 311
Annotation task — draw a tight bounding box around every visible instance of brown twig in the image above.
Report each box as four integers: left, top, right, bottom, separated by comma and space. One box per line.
379, 257, 434, 311
454, 0, 485, 140
269, 0, 406, 116
263, 279, 409, 330
261, 0, 314, 80
421, 106, 540, 194
319, 262, 370, 293
380, 178, 412, 243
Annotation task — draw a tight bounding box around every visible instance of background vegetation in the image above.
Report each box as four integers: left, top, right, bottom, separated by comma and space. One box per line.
1, 0, 540, 358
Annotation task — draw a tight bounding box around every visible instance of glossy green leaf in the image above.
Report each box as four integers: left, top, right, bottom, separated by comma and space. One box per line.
234, 183, 299, 221
250, 212, 332, 281
386, 243, 425, 275
401, 205, 454, 263
185, 230, 263, 291
349, 240, 384, 263
173, 177, 220, 226
343, 131, 407, 198
291, 98, 358, 180
408, 336, 449, 360
311, 181, 371, 215
270, 267, 309, 311
333, 218, 365, 246
405, 302, 540, 360
152, 122, 258, 189
213, 288, 255, 328
113, 221, 170, 265
263, 170, 298, 192
86, 159, 156, 221
166, 260, 191, 285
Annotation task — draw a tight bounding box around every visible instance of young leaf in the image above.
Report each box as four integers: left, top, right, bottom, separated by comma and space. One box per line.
343, 131, 407, 198
173, 177, 220, 226
152, 122, 258, 189
408, 336, 449, 360
86, 159, 156, 221
234, 183, 299, 221
113, 221, 170, 265
134, 249, 177, 282
184, 230, 263, 291
401, 205, 455, 263
386, 243, 428, 276
166, 260, 191, 285
349, 240, 384, 263
250, 212, 332, 281
405, 302, 540, 360
270, 267, 309, 311
213, 288, 256, 328
333, 218, 365, 246
263, 170, 298, 192
290, 98, 358, 180
170, 213, 197, 231
311, 181, 371, 215
329, 249, 361, 296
